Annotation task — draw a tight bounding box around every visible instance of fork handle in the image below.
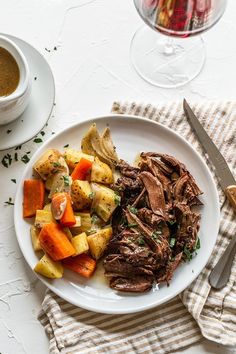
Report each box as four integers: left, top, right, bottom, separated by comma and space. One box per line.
225, 185, 236, 211
208, 185, 236, 289
209, 235, 236, 289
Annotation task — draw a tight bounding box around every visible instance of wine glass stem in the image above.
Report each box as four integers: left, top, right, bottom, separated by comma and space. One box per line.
164, 37, 174, 56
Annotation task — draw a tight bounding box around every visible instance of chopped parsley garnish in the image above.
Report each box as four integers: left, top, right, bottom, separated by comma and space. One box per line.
53, 162, 61, 167
114, 194, 121, 205
62, 175, 70, 186
89, 192, 95, 200
40, 131, 45, 136
127, 223, 138, 228
15, 145, 22, 150
11, 179, 16, 184
152, 230, 162, 240
184, 246, 193, 261
128, 206, 138, 214
194, 238, 201, 250
21, 154, 30, 164
4, 197, 14, 206
91, 214, 99, 223
14, 153, 18, 161
7, 129, 12, 134
138, 238, 145, 246
33, 138, 43, 143
169, 238, 176, 248
64, 144, 69, 148
2, 154, 12, 168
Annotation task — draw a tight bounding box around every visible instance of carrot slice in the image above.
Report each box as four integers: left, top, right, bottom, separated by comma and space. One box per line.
51, 192, 76, 227
60, 194, 76, 227
23, 179, 45, 218
39, 223, 75, 261
62, 253, 96, 278
71, 158, 93, 181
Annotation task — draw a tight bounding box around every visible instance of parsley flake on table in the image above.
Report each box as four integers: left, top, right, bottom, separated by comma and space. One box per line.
64, 144, 69, 148
11, 179, 16, 184
33, 138, 43, 143
21, 154, 30, 164
1, 154, 12, 168
7, 129, 12, 134
4, 197, 14, 206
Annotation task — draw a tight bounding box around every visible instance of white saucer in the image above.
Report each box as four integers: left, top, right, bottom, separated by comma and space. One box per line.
0, 34, 55, 151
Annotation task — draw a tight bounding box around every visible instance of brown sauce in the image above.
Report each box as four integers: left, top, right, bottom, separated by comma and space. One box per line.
0, 47, 20, 97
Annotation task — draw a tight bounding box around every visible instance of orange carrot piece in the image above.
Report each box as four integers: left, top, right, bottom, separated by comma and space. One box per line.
23, 179, 45, 218
62, 253, 96, 278
39, 223, 75, 261
51, 193, 67, 220
71, 158, 93, 181
60, 194, 76, 227
51, 193, 76, 227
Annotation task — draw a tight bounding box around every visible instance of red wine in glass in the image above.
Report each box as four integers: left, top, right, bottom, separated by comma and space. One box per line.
131, 0, 227, 87
140, 0, 224, 37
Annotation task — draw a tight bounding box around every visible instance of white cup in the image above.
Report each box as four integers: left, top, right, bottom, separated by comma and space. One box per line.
0, 35, 31, 125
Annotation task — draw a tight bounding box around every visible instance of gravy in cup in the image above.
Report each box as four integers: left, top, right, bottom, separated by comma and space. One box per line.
0, 47, 20, 96
0, 35, 31, 125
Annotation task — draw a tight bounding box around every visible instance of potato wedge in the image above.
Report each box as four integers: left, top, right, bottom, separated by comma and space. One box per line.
34, 254, 63, 279
75, 212, 92, 233
71, 180, 92, 210
33, 149, 62, 180
91, 183, 120, 222
35, 210, 55, 228
30, 226, 42, 251
87, 227, 112, 259
64, 148, 94, 170
91, 157, 113, 184
71, 232, 89, 256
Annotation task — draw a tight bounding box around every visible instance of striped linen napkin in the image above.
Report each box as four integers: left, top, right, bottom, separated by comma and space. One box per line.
39, 101, 236, 354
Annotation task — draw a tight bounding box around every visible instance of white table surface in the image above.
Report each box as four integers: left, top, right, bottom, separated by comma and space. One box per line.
0, 0, 236, 353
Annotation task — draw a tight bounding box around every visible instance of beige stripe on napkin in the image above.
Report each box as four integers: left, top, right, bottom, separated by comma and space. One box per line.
39, 101, 236, 354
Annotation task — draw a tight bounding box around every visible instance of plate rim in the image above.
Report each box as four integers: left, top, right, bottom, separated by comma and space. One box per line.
14, 114, 221, 314
0, 33, 55, 151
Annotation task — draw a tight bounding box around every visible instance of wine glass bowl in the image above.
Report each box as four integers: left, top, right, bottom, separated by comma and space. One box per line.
131, 0, 227, 87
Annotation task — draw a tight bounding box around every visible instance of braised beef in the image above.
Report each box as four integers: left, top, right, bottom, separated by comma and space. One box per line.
105, 152, 203, 292
110, 276, 153, 292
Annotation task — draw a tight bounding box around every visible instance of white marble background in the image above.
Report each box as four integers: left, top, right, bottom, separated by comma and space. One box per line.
0, 0, 236, 353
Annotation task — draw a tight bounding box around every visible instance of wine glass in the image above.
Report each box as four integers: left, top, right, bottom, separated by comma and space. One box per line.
131, 0, 227, 88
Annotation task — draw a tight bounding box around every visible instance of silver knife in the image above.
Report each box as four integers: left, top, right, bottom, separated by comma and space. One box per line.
183, 99, 236, 290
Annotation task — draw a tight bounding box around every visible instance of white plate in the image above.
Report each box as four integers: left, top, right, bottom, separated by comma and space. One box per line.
14, 115, 220, 314
0, 34, 55, 151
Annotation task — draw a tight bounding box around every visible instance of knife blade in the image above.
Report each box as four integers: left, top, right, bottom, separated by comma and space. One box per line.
183, 99, 236, 192
183, 99, 236, 290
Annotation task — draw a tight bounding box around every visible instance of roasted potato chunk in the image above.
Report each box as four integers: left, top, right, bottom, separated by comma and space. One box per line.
87, 227, 112, 259
91, 183, 120, 222
34, 254, 63, 279
64, 148, 94, 170
35, 210, 55, 228
30, 226, 42, 251
91, 157, 113, 184
33, 149, 62, 180
71, 232, 89, 256
71, 180, 92, 210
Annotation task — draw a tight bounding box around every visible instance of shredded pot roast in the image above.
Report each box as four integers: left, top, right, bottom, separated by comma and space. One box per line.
104, 152, 203, 292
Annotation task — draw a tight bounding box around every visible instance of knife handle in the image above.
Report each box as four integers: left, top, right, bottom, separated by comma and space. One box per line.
225, 185, 236, 211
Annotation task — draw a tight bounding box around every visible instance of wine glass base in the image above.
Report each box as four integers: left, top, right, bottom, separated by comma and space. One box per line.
130, 26, 206, 88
